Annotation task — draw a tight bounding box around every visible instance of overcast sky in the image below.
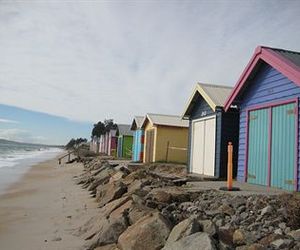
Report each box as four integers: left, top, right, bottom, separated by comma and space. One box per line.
0, 0, 300, 143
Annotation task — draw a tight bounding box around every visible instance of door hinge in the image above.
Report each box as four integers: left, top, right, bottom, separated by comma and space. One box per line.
284, 179, 294, 185
247, 173, 256, 179
249, 115, 257, 121
287, 108, 297, 115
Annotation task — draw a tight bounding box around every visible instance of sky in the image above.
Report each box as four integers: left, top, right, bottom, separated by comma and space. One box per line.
0, 0, 300, 144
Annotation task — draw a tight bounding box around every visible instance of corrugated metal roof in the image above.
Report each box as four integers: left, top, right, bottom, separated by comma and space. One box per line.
198, 83, 233, 107
117, 124, 133, 136
130, 116, 144, 130
144, 113, 189, 128
182, 83, 233, 118
269, 47, 300, 68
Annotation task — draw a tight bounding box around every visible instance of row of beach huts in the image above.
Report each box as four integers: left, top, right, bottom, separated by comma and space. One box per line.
90, 46, 300, 192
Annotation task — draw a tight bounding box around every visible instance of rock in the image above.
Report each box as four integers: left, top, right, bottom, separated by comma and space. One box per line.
96, 181, 128, 207
288, 229, 300, 241
117, 213, 171, 250
199, 220, 217, 237
233, 229, 246, 246
271, 238, 293, 249
235, 243, 265, 250
162, 232, 216, 250
218, 227, 234, 247
94, 243, 119, 250
84, 216, 128, 250
278, 222, 286, 230
218, 204, 235, 216
261, 206, 273, 216
109, 199, 133, 219
259, 234, 285, 246
128, 204, 154, 225
127, 179, 143, 194
230, 197, 246, 209
274, 228, 283, 235
151, 190, 172, 203
240, 212, 248, 220
166, 218, 200, 245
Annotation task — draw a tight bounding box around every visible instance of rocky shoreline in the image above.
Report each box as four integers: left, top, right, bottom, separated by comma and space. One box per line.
73, 156, 300, 250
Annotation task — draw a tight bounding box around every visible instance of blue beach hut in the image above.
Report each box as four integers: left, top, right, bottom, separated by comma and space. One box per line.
130, 116, 144, 162
224, 46, 300, 191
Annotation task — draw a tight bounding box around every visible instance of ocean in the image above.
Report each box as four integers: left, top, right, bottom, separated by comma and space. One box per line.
0, 140, 63, 194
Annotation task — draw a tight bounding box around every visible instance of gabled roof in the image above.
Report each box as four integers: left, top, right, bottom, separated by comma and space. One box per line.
182, 83, 233, 117
224, 46, 300, 111
130, 116, 144, 130
117, 124, 133, 136
141, 113, 189, 129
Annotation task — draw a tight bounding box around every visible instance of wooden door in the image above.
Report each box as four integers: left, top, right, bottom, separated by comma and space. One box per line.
191, 116, 216, 176
145, 129, 155, 163
247, 108, 269, 186
271, 103, 296, 190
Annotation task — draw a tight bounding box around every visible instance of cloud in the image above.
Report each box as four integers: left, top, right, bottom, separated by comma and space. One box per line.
0, 118, 19, 124
0, 128, 47, 143
0, 1, 299, 124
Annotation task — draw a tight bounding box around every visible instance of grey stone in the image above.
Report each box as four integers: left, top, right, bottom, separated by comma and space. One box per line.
274, 228, 283, 235
271, 238, 293, 249
118, 213, 171, 250
162, 232, 216, 250
240, 212, 248, 220
166, 218, 200, 244
198, 220, 217, 237
261, 206, 273, 216
288, 229, 300, 241
278, 222, 286, 230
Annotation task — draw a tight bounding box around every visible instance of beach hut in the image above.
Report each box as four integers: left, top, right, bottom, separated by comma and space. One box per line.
224, 46, 300, 191
90, 136, 100, 153
105, 128, 118, 156
182, 83, 239, 178
141, 113, 189, 163
130, 116, 144, 162
117, 124, 133, 159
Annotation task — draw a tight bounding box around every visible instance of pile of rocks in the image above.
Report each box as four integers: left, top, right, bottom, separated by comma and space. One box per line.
74, 156, 300, 250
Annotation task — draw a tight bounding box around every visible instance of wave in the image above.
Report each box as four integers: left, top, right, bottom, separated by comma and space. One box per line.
0, 147, 63, 169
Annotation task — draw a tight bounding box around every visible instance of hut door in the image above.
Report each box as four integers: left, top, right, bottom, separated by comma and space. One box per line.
247, 108, 269, 186
271, 103, 296, 191
191, 116, 216, 176
145, 129, 155, 163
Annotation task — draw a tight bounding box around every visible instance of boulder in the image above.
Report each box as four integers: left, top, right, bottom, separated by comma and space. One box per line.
117, 213, 171, 250
74, 196, 131, 239
198, 220, 217, 237
218, 227, 234, 247
96, 181, 128, 207
235, 243, 265, 250
260, 206, 273, 216
288, 229, 300, 241
165, 218, 201, 244
95, 244, 119, 250
162, 232, 216, 250
218, 204, 235, 216
233, 229, 256, 246
84, 216, 128, 250
271, 238, 293, 249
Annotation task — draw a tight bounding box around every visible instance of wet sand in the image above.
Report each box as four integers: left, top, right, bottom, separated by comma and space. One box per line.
0, 157, 98, 250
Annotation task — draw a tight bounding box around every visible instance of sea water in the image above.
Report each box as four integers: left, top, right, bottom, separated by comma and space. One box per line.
0, 140, 63, 194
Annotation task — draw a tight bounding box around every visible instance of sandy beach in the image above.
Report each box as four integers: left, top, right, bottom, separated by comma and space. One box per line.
0, 156, 98, 250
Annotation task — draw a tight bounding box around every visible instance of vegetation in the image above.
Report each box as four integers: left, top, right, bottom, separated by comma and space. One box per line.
65, 138, 87, 149
91, 119, 117, 138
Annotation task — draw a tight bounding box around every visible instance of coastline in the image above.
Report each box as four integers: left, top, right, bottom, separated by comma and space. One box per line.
0, 155, 98, 250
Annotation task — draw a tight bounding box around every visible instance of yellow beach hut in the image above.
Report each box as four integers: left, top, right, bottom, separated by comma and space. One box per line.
141, 113, 189, 164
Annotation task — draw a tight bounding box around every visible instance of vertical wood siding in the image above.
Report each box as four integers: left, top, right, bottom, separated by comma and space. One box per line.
237, 63, 300, 190
132, 129, 144, 162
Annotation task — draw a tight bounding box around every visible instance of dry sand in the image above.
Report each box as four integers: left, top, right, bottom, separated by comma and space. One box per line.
0, 156, 98, 250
